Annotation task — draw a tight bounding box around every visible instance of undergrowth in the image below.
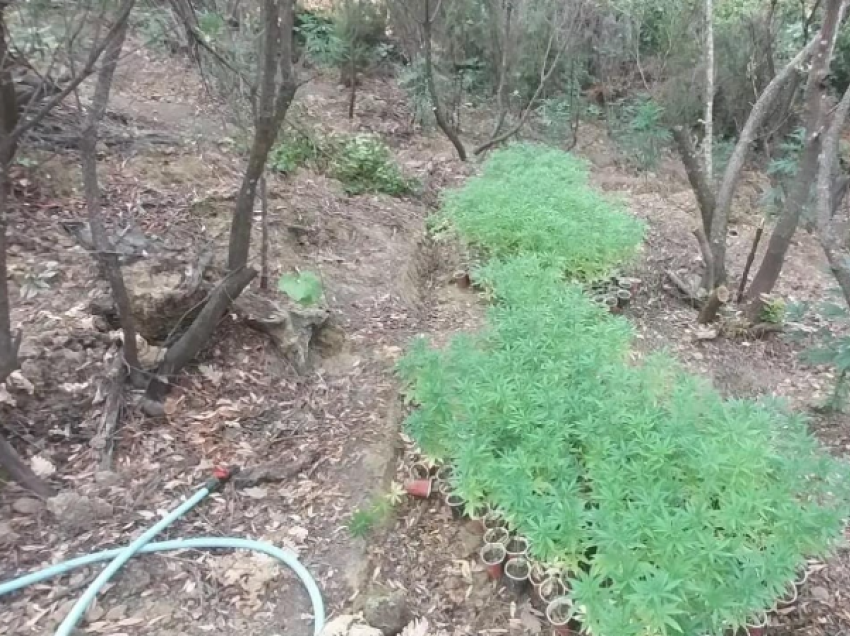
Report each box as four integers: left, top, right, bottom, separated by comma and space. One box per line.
399, 144, 850, 636
269, 129, 414, 196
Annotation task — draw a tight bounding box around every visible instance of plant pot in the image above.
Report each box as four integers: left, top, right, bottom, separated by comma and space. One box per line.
404, 479, 432, 499
776, 581, 799, 610
446, 493, 465, 520
482, 509, 505, 530
438, 480, 452, 496
483, 526, 510, 546
593, 294, 608, 307
506, 535, 529, 558
436, 464, 454, 483
546, 596, 575, 633
745, 613, 768, 636
481, 542, 507, 580
409, 462, 431, 480
538, 575, 566, 606
504, 556, 531, 595
795, 565, 810, 590
604, 295, 619, 314
616, 289, 632, 309
528, 562, 547, 589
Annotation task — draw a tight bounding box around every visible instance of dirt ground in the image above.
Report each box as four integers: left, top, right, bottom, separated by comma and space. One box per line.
2, 38, 850, 636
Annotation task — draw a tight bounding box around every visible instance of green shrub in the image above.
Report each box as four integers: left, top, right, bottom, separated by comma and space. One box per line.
437, 144, 645, 279
789, 295, 850, 412
400, 145, 850, 636
330, 134, 413, 195
270, 133, 323, 174
610, 98, 672, 172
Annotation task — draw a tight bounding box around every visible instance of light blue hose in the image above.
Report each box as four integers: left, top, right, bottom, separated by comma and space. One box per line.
0, 484, 326, 636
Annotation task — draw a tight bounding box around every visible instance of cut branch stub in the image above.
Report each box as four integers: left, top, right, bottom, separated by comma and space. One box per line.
233, 290, 330, 373
697, 285, 730, 324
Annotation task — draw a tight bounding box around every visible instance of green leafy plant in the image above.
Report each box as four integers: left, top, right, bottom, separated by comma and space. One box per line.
399, 145, 850, 636
762, 127, 807, 217
278, 271, 323, 306
330, 134, 414, 196
759, 295, 786, 325
436, 143, 645, 280
270, 132, 323, 174
788, 295, 850, 412
611, 98, 672, 171
347, 487, 401, 538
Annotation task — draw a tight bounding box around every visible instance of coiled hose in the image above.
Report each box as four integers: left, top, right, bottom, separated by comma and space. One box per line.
0, 470, 326, 636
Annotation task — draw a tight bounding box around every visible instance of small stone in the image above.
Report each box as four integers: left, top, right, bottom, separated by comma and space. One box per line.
0, 521, 19, 545
360, 589, 409, 636
86, 603, 105, 621
104, 604, 127, 620
94, 470, 120, 487
47, 492, 113, 535
12, 497, 43, 515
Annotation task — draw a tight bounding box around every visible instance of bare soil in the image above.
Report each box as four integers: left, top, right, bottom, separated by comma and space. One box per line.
2, 40, 850, 636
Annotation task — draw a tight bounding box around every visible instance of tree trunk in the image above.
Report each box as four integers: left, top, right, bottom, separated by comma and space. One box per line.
815, 83, 850, 305
259, 174, 270, 290
0, 432, 54, 497
745, 0, 843, 319
144, 267, 257, 410
228, 0, 297, 271
672, 126, 715, 236
0, 160, 15, 382
704, 0, 714, 182
79, 6, 143, 386
709, 32, 823, 286
488, 0, 513, 139
0, 8, 18, 381
423, 0, 467, 161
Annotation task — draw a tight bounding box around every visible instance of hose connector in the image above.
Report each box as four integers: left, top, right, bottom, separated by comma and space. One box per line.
205, 466, 238, 492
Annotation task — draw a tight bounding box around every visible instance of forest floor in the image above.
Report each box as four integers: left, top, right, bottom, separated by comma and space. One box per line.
2, 39, 850, 636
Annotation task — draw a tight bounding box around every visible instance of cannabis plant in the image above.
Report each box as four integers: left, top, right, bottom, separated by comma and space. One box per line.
400, 145, 850, 636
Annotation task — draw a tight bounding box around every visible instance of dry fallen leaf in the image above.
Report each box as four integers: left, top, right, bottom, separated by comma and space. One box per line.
30, 455, 56, 478
242, 486, 268, 499
399, 617, 430, 636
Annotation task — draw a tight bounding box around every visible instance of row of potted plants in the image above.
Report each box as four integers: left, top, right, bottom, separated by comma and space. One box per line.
588, 276, 641, 313
404, 455, 816, 636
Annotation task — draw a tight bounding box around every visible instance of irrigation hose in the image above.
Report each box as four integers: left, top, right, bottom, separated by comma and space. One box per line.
0, 470, 326, 636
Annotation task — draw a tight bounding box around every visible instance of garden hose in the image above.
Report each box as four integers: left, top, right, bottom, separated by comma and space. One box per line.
0, 468, 326, 636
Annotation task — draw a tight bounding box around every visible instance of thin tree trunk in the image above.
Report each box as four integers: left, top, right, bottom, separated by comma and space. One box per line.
488, 0, 513, 139
474, 21, 569, 156
737, 220, 764, 303
78, 6, 143, 386
0, 161, 16, 382
815, 84, 850, 305
423, 0, 467, 161
259, 174, 269, 290
0, 8, 18, 381
745, 0, 843, 319
228, 0, 297, 270
709, 31, 825, 286
704, 0, 714, 182
672, 126, 715, 236
143, 267, 257, 411
0, 432, 54, 497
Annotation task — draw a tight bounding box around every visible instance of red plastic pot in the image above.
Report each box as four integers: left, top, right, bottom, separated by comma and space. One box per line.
405, 479, 433, 499
746, 613, 768, 636
480, 543, 507, 580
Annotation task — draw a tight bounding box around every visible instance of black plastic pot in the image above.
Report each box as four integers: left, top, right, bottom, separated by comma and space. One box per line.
506, 535, 529, 558
504, 557, 531, 595
483, 526, 510, 546
446, 493, 465, 520
616, 289, 632, 309
538, 576, 566, 606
